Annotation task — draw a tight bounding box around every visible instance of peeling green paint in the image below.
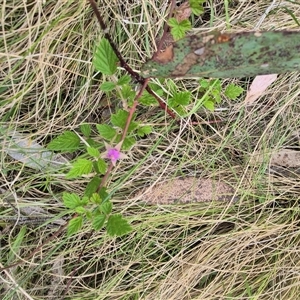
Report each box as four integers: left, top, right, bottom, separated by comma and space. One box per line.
141, 30, 300, 78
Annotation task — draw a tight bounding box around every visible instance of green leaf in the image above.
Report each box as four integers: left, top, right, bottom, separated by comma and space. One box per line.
93, 38, 118, 75
87, 146, 100, 158
92, 214, 106, 230
139, 91, 158, 106
118, 84, 136, 102
168, 18, 192, 40
100, 201, 112, 215
63, 192, 82, 209
122, 136, 136, 150
96, 158, 107, 174
110, 110, 128, 128
117, 75, 131, 85
80, 124, 91, 137
189, 0, 205, 16
137, 125, 152, 137
67, 216, 83, 236
96, 124, 117, 140
171, 91, 191, 105
66, 159, 93, 179
84, 176, 101, 198
106, 214, 132, 236
99, 187, 110, 202
75, 206, 86, 214
47, 131, 80, 153
225, 84, 244, 100
203, 99, 215, 111
100, 81, 116, 92
90, 193, 101, 204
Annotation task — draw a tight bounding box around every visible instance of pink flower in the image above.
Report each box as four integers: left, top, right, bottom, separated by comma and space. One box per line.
101, 142, 128, 166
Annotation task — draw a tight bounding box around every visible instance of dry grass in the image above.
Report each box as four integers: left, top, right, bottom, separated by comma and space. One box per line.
1, 0, 300, 299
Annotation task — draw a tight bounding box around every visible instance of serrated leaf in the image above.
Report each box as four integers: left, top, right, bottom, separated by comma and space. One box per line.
75, 206, 86, 214
225, 84, 244, 100
199, 79, 210, 88
67, 216, 83, 236
100, 201, 112, 215
122, 136, 136, 150
92, 214, 106, 230
84, 176, 101, 197
118, 84, 136, 102
189, 0, 205, 15
110, 110, 128, 128
168, 19, 192, 40
171, 91, 191, 105
47, 131, 80, 153
117, 75, 131, 85
96, 124, 116, 140
203, 99, 215, 111
66, 158, 93, 179
62, 192, 82, 209
80, 124, 91, 137
96, 158, 107, 174
99, 187, 110, 202
87, 147, 100, 158
137, 125, 152, 137
90, 193, 101, 204
139, 91, 158, 106
100, 81, 116, 92
93, 39, 118, 75
106, 214, 132, 236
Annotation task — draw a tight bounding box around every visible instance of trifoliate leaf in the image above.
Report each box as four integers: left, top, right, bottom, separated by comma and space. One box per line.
62, 192, 82, 209
93, 38, 118, 75
100, 82, 116, 92
137, 125, 152, 137
117, 75, 131, 85
100, 201, 112, 215
84, 176, 101, 198
47, 131, 80, 153
106, 214, 132, 236
87, 147, 100, 158
66, 159, 93, 178
92, 214, 106, 230
96, 124, 116, 140
79, 124, 91, 138
225, 84, 244, 100
67, 216, 83, 236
